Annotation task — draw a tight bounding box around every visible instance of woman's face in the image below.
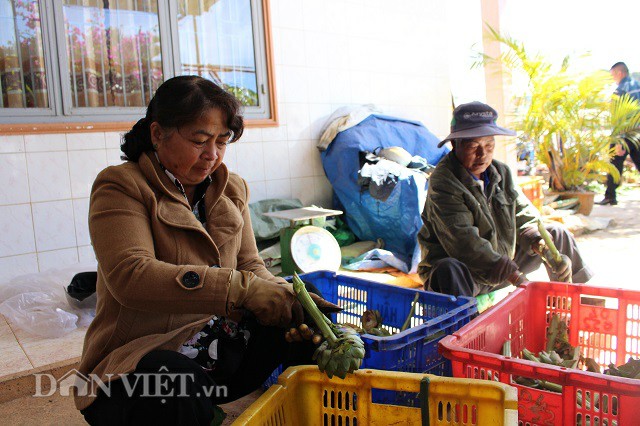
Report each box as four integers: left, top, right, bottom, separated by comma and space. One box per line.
151, 108, 233, 188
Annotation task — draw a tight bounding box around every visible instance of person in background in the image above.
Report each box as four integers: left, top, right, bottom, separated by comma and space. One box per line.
417, 101, 593, 297
75, 75, 338, 425
597, 62, 640, 206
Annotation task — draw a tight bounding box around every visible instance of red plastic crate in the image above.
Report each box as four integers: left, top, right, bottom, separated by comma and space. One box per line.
439, 281, 640, 426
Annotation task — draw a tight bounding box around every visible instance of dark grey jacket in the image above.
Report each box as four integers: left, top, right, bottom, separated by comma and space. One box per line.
418, 152, 540, 287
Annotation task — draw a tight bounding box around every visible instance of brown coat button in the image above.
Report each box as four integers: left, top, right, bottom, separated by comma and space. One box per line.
182, 271, 200, 288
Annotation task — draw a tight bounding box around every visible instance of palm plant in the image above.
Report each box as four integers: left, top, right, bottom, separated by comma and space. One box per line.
477, 27, 640, 191
609, 93, 640, 152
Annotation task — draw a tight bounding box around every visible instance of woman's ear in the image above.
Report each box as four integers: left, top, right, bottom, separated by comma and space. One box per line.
149, 122, 163, 145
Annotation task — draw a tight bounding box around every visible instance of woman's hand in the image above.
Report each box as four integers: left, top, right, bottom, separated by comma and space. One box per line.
228, 272, 340, 328
285, 323, 324, 344
242, 281, 302, 327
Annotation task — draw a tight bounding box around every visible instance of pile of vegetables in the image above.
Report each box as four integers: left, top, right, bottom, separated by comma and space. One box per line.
342, 292, 421, 337
503, 313, 640, 393
602, 358, 640, 379
345, 309, 392, 336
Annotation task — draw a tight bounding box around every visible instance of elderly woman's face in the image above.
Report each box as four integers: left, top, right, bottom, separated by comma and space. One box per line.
454, 136, 495, 178
152, 108, 233, 188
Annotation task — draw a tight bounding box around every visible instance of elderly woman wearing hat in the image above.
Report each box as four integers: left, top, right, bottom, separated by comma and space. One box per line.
417, 101, 593, 297
76, 76, 338, 425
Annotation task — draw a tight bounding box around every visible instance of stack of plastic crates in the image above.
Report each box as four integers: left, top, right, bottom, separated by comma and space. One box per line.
439, 281, 640, 425
237, 365, 518, 425
264, 270, 477, 406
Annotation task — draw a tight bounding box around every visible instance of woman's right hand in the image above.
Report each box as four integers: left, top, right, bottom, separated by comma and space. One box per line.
243, 280, 304, 327
228, 271, 339, 328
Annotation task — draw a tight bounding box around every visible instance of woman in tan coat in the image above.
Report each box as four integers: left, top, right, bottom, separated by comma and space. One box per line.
76, 76, 337, 425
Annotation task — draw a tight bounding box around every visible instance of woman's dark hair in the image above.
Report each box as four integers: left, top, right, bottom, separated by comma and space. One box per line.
121, 75, 244, 161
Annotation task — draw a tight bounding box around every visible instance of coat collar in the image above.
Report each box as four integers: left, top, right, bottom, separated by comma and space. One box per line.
139, 152, 188, 207
137, 151, 230, 254
138, 151, 230, 208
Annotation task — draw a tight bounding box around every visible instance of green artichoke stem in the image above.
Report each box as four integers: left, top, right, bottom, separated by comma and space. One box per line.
292, 272, 337, 345
537, 219, 562, 263
400, 292, 420, 332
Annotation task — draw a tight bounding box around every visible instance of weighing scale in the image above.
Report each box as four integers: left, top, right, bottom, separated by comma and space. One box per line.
262, 207, 343, 275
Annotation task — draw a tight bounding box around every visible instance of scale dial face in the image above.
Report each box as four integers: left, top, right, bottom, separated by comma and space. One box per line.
290, 226, 341, 272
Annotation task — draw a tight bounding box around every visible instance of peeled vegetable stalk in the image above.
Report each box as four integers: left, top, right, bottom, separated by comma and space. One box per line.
537, 219, 572, 283
292, 272, 365, 379
538, 220, 561, 263
400, 292, 420, 332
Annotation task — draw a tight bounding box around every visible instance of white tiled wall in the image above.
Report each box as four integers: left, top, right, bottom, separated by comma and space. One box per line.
0, 133, 115, 283
0, 0, 457, 282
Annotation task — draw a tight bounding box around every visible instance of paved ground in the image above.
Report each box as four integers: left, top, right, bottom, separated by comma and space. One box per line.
571, 189, 640, 290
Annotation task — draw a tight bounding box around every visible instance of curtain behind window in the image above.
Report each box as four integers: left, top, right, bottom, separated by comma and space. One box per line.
177, 0, 259, 106
0, 0, 48, 108
63, 0, 163, 108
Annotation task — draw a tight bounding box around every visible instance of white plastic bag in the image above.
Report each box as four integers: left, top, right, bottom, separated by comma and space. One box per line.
0, 292, 78, 338
0, 263, 97, 337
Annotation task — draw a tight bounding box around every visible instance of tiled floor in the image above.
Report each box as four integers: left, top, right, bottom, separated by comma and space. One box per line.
13, 324, 86, 370
0, 315, 33, 379
0, 314, 86, 381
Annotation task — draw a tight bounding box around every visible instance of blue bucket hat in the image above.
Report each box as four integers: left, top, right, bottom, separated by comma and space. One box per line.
438, 101, 516, 148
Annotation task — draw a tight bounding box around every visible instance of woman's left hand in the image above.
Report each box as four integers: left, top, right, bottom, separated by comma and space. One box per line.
285, 323, 322, 344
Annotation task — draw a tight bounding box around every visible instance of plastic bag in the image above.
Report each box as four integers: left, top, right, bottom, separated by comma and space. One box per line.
65, 272, 98, 319
321, 114, 448, 272
327, 217, 356, 247
249, 198, 303, 241
0, 263, 97, 337
0, 292, 78, 338
341, 248, 410, 273
258, 241, 281, 268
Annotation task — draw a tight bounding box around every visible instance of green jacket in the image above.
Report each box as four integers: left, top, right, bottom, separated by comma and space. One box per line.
417, 152, 540, 287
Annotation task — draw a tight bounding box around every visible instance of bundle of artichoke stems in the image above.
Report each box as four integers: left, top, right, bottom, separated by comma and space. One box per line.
504, 314, 640, 394
292, 273, 365, 379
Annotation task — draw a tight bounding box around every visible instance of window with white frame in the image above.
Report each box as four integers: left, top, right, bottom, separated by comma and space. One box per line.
0, 0, 274, 124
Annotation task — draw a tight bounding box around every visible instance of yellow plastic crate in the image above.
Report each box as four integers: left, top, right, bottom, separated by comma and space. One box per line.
233, 366, 518, 425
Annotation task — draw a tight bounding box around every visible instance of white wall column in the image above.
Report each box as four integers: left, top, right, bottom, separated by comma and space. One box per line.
480, 0, 516, 167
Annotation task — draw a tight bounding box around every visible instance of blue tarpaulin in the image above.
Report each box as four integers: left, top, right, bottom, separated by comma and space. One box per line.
321, 114, 448, 272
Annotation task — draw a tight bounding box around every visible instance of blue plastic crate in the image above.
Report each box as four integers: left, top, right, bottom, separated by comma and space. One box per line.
263, 270, 477, 403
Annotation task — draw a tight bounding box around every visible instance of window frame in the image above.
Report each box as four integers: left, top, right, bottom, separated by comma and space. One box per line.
51, 0, 173, 119
0, 0, 58, 120
0, 0, 277, 134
